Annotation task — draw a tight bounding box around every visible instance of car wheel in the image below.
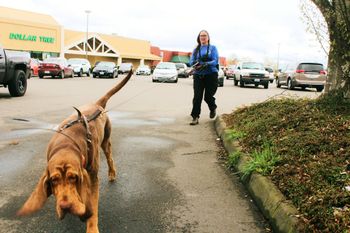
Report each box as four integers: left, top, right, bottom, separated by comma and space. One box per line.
234, 78, 238, 86
59, 71, 65, 79
87, 70, 90, 77
316, 86, 324, 92
276, 78, 281, 88
255, 83, 259, 87
8, 70, 27, 97
264, 83, 269, 89
239, 78, 244, 87
39, 75, 44, 79
287, 78, 294, 90
270, 80, 273, 83
78, 69, 83, 77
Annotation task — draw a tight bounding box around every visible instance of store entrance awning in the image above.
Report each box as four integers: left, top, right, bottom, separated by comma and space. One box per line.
170, 55, 190, 64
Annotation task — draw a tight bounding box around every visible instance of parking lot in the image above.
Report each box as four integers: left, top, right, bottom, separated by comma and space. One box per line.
0, 75, 321, 232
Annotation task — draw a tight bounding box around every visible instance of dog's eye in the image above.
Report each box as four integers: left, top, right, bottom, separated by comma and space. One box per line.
51, 177, 60, 186
68, 176, 77, 183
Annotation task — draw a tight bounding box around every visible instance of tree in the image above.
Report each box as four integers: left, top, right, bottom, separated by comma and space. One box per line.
308, 0, 350, 97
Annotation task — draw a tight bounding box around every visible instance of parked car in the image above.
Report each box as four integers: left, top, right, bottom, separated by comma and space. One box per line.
218, 65, 225, 87
0, 47, 31, 96
226, 65, 236, 79
30, 58, 40, 77
152, 62, 178, 83
233, 62, 270, 89
175, 63, 189, 78
276, 62, 326, 92
38, 57, 74, 79
67, 58, 91, 77
265, 67, 274, 83
136, 65, 151, 75
118, 63, 133, 74
92, 61, 118, 78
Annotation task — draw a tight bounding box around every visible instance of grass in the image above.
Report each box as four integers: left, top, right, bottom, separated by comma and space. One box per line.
222, 92, 350, 232
227, 151, 242, 168
241, 144, 281, 179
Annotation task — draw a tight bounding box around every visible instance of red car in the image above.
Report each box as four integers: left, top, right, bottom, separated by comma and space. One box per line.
38, 57, 74, 79
30, 58, 40, 77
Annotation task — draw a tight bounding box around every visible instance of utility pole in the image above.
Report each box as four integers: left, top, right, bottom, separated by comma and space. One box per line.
85, 10, 91, 59
277, 43, 280, 72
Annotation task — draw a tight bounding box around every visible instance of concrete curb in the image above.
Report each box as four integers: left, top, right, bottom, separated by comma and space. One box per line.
214, 116, 304, 233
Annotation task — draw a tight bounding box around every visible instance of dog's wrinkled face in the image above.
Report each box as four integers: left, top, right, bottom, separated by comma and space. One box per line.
16, 150, 93, 221
48, 156, 86, 219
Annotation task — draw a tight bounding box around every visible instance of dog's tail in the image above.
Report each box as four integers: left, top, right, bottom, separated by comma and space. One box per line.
96, 69, 133, 108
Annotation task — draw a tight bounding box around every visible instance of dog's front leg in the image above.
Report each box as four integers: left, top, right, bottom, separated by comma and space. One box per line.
86, 178, 99, 233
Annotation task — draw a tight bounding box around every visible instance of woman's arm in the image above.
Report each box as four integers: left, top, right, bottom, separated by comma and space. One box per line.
206, 45, 219, 66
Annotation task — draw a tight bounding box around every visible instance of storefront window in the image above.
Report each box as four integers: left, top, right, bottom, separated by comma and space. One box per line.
42, 52, 59, 60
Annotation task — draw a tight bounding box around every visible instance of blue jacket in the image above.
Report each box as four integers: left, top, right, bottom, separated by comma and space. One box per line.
189, 44, 219, 75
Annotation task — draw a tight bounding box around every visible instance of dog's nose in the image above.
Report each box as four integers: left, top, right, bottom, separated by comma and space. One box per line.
59, 201, 72, 210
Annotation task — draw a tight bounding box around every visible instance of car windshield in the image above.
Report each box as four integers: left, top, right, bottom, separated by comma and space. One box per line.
228, 65, 236, 70
299, 63, 323, 72
157, 63, 175, 69
242, 62, 264, 70
175, 64, 185, 69
97, 62, 114, 68
120, 63, 131, 68
265, 67, 273, 73
68, 59, 84, 64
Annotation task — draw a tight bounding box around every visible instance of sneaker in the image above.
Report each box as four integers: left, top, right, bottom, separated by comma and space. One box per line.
190, 117, 199, 125
209, 109, 216, 119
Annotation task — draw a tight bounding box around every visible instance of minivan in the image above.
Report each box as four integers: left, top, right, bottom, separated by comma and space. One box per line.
276, 62, 326, 92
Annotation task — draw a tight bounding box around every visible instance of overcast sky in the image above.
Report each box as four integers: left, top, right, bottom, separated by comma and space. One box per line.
0, 0, 328, 68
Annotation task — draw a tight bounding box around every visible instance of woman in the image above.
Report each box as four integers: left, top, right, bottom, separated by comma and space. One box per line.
189, 30, 219, 125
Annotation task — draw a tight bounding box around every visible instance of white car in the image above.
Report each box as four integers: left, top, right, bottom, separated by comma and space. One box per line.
233, 62, 270, 89
218, 65, 225, 87
67, 58, 91, 77
136, 65, 151, 75
152, 62, 178, 83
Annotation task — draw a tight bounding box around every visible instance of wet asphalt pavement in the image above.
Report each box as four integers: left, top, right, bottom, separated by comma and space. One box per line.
0, 75, 320, 232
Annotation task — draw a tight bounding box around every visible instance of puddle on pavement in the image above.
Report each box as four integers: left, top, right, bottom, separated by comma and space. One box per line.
0, 112, 175, 142
0, 117, 58, 142
107, 111, 175, 127
121, 136, 174, 150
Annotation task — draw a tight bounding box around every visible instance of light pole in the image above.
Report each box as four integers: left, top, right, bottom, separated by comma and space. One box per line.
277, 43, 280, 72
85, 10, 91, 59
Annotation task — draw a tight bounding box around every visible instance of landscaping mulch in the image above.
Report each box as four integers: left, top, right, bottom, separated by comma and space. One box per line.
222, 92, 350, 232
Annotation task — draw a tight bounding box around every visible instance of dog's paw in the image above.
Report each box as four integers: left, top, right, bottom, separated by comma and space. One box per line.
108, 169, 116, 182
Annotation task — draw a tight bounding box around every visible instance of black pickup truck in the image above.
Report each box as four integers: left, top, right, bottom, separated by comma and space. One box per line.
0, 47, 31, 97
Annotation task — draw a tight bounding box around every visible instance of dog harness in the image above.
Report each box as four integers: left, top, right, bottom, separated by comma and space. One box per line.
58, 107, 105, 170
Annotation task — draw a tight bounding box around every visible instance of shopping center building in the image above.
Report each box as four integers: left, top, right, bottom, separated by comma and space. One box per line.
0, 6, 227, 68
0, 6, 161, 67
0, 6, 63, 59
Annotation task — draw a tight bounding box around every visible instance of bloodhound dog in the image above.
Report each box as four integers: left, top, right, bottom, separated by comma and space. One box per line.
17, 70, 133, 233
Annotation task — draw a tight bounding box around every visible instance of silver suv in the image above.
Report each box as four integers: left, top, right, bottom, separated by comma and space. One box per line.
118, 63, 133, 74
67, 58, 91, 77
276, 62, 326, 92
175, 63, 189, 78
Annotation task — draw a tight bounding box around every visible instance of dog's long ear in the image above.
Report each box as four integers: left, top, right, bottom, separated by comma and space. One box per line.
17, 170, 52, 216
